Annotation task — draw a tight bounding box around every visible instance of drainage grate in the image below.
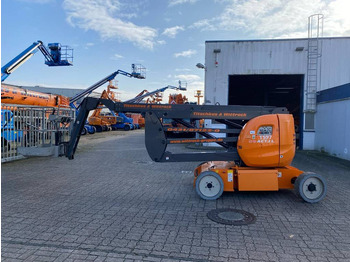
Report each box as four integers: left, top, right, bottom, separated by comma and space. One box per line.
207, 208, 256, 225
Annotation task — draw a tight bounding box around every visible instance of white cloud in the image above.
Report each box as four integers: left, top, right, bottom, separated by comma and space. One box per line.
84, 42, 95, 49
162, 26, 185, 38
119, 13, 138, 19
324, 0, 350, 36
168, 0, 198, 7
174, 49, 197, 58
189, 19, 217, 31
63, 0, 158, 49
219, 0, 323, 38
174, 74, 201, 82
111, 54, 124, 60
157, 40, 166, 45
190, 0, 350, 38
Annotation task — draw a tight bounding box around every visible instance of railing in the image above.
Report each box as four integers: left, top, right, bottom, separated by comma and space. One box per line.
60, 45, 74, 64
1, 104, 75, 163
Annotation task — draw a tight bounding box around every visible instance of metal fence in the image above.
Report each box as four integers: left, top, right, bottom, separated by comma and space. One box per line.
1, 104, 75, 163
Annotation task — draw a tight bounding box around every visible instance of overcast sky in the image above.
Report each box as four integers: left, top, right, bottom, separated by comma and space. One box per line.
2, 0, 350, 102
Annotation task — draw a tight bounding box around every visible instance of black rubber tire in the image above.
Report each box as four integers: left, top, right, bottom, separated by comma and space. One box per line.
195, 171, 224, 200
294, 172, 327, 203
88, 126, 96, 134
81, 127, 87, 135
124, 125, 131, 131
95, 126, 103, 132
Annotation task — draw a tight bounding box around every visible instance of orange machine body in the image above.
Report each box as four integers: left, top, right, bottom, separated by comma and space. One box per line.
194, 162, 303, 192
237, 114, 296, 167
194, 114, 302, 192
1, 85, 69, 107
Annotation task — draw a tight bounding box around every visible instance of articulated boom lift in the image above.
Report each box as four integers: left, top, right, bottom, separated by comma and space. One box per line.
1, 40, 73, 82
69, 64, 146, 109
65, 97, 327, 203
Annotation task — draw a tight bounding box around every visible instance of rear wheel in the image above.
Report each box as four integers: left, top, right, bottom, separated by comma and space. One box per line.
81, 127, 87, 135
195, 171, 224, 200
294, 173, 327, 203
124, 125, 131, 131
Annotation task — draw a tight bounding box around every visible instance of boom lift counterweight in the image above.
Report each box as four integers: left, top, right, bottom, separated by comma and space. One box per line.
64, 97, 327, 203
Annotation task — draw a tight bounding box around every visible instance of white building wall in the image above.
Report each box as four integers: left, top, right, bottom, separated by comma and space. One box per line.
315, 100, 350, 160
319, 38, 350, 91
204, 37, 350, 159
205, 39, 308, 105
313, 38, 350, 160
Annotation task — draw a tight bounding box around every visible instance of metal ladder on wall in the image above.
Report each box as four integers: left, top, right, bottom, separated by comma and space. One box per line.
305, 14, 323, 113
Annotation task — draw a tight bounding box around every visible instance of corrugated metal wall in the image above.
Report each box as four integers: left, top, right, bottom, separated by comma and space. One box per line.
316, 100, 350, 160
205, 37, 350, 160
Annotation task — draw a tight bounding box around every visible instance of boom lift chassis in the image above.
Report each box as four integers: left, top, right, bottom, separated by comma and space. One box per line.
65, 97, 327, 203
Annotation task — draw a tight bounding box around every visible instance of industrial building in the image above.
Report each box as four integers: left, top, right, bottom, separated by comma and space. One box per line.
204, 37, 350, 160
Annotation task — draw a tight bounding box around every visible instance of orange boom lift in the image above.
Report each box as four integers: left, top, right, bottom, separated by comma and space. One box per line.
65, 97, 327, 203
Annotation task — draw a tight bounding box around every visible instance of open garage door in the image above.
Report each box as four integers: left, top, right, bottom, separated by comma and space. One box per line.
228, 74, 303, 148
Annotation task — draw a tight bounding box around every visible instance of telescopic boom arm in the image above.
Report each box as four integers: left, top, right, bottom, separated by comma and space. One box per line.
1, 40, 73, 82
69, 65, 146, 108
125, 84, 186, 103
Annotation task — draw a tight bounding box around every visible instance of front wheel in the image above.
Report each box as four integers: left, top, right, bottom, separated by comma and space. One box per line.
88, 126, 96, 134
294, 172, 327, 203
195, 171, 224, 200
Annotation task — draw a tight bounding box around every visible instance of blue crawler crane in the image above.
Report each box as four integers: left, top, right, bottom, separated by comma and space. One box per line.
1, 40, 73, 82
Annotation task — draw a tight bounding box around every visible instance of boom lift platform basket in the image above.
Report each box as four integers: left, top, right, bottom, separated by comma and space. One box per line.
64, 97, 327, 203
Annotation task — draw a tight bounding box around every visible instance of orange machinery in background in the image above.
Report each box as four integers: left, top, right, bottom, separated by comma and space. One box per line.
1, 84, 70, 107
87, 81, 120, 130
127, 89, 164, 128
168, 93, 188, 104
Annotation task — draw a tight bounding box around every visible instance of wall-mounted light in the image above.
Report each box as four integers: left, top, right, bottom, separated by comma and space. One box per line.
196, 63, 206, 69
295, 47, 304, 51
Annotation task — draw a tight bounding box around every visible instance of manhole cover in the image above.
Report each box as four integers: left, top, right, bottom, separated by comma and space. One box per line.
207, 208, 256, 225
